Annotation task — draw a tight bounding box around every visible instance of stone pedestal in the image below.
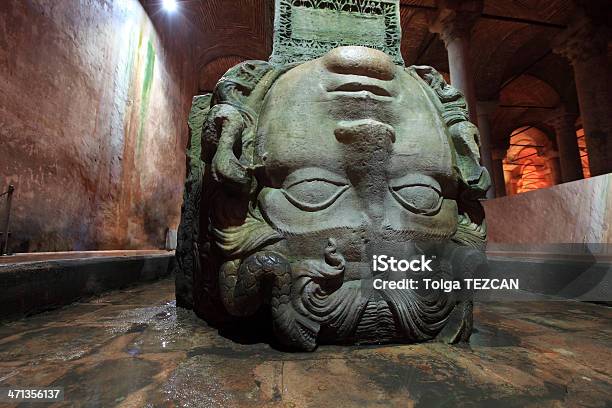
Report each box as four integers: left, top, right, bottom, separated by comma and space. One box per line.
546, 109, 583, 183
430, 1, 482, 124
554, 16, 612, 177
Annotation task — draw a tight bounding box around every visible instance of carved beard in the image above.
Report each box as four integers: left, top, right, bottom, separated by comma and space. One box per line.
217, 220, 485, 351
293, 240, 484, 348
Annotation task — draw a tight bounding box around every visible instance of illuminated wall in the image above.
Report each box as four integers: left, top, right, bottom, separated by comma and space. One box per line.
503, 126, 556, 195
0, 0, 198, 251
484, 174, 612, 246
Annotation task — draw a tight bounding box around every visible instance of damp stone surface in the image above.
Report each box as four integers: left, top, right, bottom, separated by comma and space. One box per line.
0, 278, 610, 407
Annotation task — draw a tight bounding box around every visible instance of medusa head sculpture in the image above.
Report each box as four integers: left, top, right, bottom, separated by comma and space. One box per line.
176, 46, 489, 351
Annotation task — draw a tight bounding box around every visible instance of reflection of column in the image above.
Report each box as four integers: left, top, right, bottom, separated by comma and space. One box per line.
430, 1, 482, 124
491, 149, 506, 197
546, 109, 583, 182
476, 100, 497, 197
553, 16, 612, 176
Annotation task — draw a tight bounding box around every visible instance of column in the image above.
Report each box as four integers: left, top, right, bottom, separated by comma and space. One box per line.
553, 15, 612, 176
546, 109, 583, 182
509, 178, 518, 196
503, 166, 513, 195
476, 100, 497, 197
430, 0, 482, 124
544, 150, 563, 185
491, 149, 507, 197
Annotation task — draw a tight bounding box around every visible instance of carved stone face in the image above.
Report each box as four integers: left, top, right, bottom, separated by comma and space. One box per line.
256, 46, 458, 267
177, 45, 488, 351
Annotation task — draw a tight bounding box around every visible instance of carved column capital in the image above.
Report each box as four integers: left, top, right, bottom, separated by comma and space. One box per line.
545, 107, 578, 130
429, 0, 483, 46
430, 10, 478, 46
553, 16, 609, 64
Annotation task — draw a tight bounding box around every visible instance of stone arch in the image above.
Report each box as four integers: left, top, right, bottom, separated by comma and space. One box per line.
492, 74, 561, 150
198, 55, 251, 92
503, 126, 557, 195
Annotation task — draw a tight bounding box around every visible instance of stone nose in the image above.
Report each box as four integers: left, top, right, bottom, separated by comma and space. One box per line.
323, 46, 396, 81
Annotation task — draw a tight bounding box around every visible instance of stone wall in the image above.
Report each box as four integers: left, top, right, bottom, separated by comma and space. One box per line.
0, 0, 198, 251
483, 174, 612, 247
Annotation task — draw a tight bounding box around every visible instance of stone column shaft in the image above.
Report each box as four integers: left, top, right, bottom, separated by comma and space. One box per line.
547, 111, 583, 182
554, 16, 612, 176
476, 101, 497, 198
547, 153, 563, 185
572, 60, 612, 176
491, 149, 506, 197
447, 36, 478, 123
430, 2, 482, 124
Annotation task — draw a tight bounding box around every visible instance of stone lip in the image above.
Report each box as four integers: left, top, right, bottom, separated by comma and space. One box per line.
0, 249, 170, 265
0, 252, 174, 321
486, 251, 612, 304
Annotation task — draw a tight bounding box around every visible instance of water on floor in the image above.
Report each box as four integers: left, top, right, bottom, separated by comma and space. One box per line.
0, 278, 610, 407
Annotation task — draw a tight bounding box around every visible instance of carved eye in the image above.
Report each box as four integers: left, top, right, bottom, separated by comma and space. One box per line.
282, 179, 349, 212
390, 184, 442, 215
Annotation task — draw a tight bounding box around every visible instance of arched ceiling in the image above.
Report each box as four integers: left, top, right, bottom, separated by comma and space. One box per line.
493, 74, 561, 146
143, 0, 597, 148
198, 55, 248, 91
191, 0, 272, 67
150, 0, 577, 86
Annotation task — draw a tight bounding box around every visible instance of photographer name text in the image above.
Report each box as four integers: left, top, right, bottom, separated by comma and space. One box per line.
371, 255, 519, 291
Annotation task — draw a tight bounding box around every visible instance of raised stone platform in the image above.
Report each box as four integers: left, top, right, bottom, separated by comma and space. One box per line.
0, 277, 610, 407
0, 250, 174, 320
483, 174, 612, 248
485, 246, 612, 303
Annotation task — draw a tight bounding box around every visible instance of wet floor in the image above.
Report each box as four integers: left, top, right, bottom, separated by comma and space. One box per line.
0, 277, 610, 407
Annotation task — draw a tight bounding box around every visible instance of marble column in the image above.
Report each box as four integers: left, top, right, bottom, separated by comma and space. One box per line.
544, 150, 563, 185
553, 16, 612, 176
546, 109, 583, 182
430, 1, 482, 124
475, 100, 498, 197
503, 166, 513, 195
490, 149, 507, 197
508, 178, 518, 196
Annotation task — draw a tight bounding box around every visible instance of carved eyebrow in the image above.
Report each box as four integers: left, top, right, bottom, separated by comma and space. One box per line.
388, 173, 441, 192
284, 176, 347, 189
282, 167, 348, 189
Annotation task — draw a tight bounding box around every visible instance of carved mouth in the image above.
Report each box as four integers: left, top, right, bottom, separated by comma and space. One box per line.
327, 79, 393, 101
331, 82, 391, 97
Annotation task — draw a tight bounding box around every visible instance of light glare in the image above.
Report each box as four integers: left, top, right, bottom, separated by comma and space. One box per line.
162, 0, 178, 12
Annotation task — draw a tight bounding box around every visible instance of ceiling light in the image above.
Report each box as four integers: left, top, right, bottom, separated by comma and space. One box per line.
162, 0, 178, 13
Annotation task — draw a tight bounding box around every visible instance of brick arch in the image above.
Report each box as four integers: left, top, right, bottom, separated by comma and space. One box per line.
492, 74, 561, 147
198, 55, 250, 92
504, 126, 556, 194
